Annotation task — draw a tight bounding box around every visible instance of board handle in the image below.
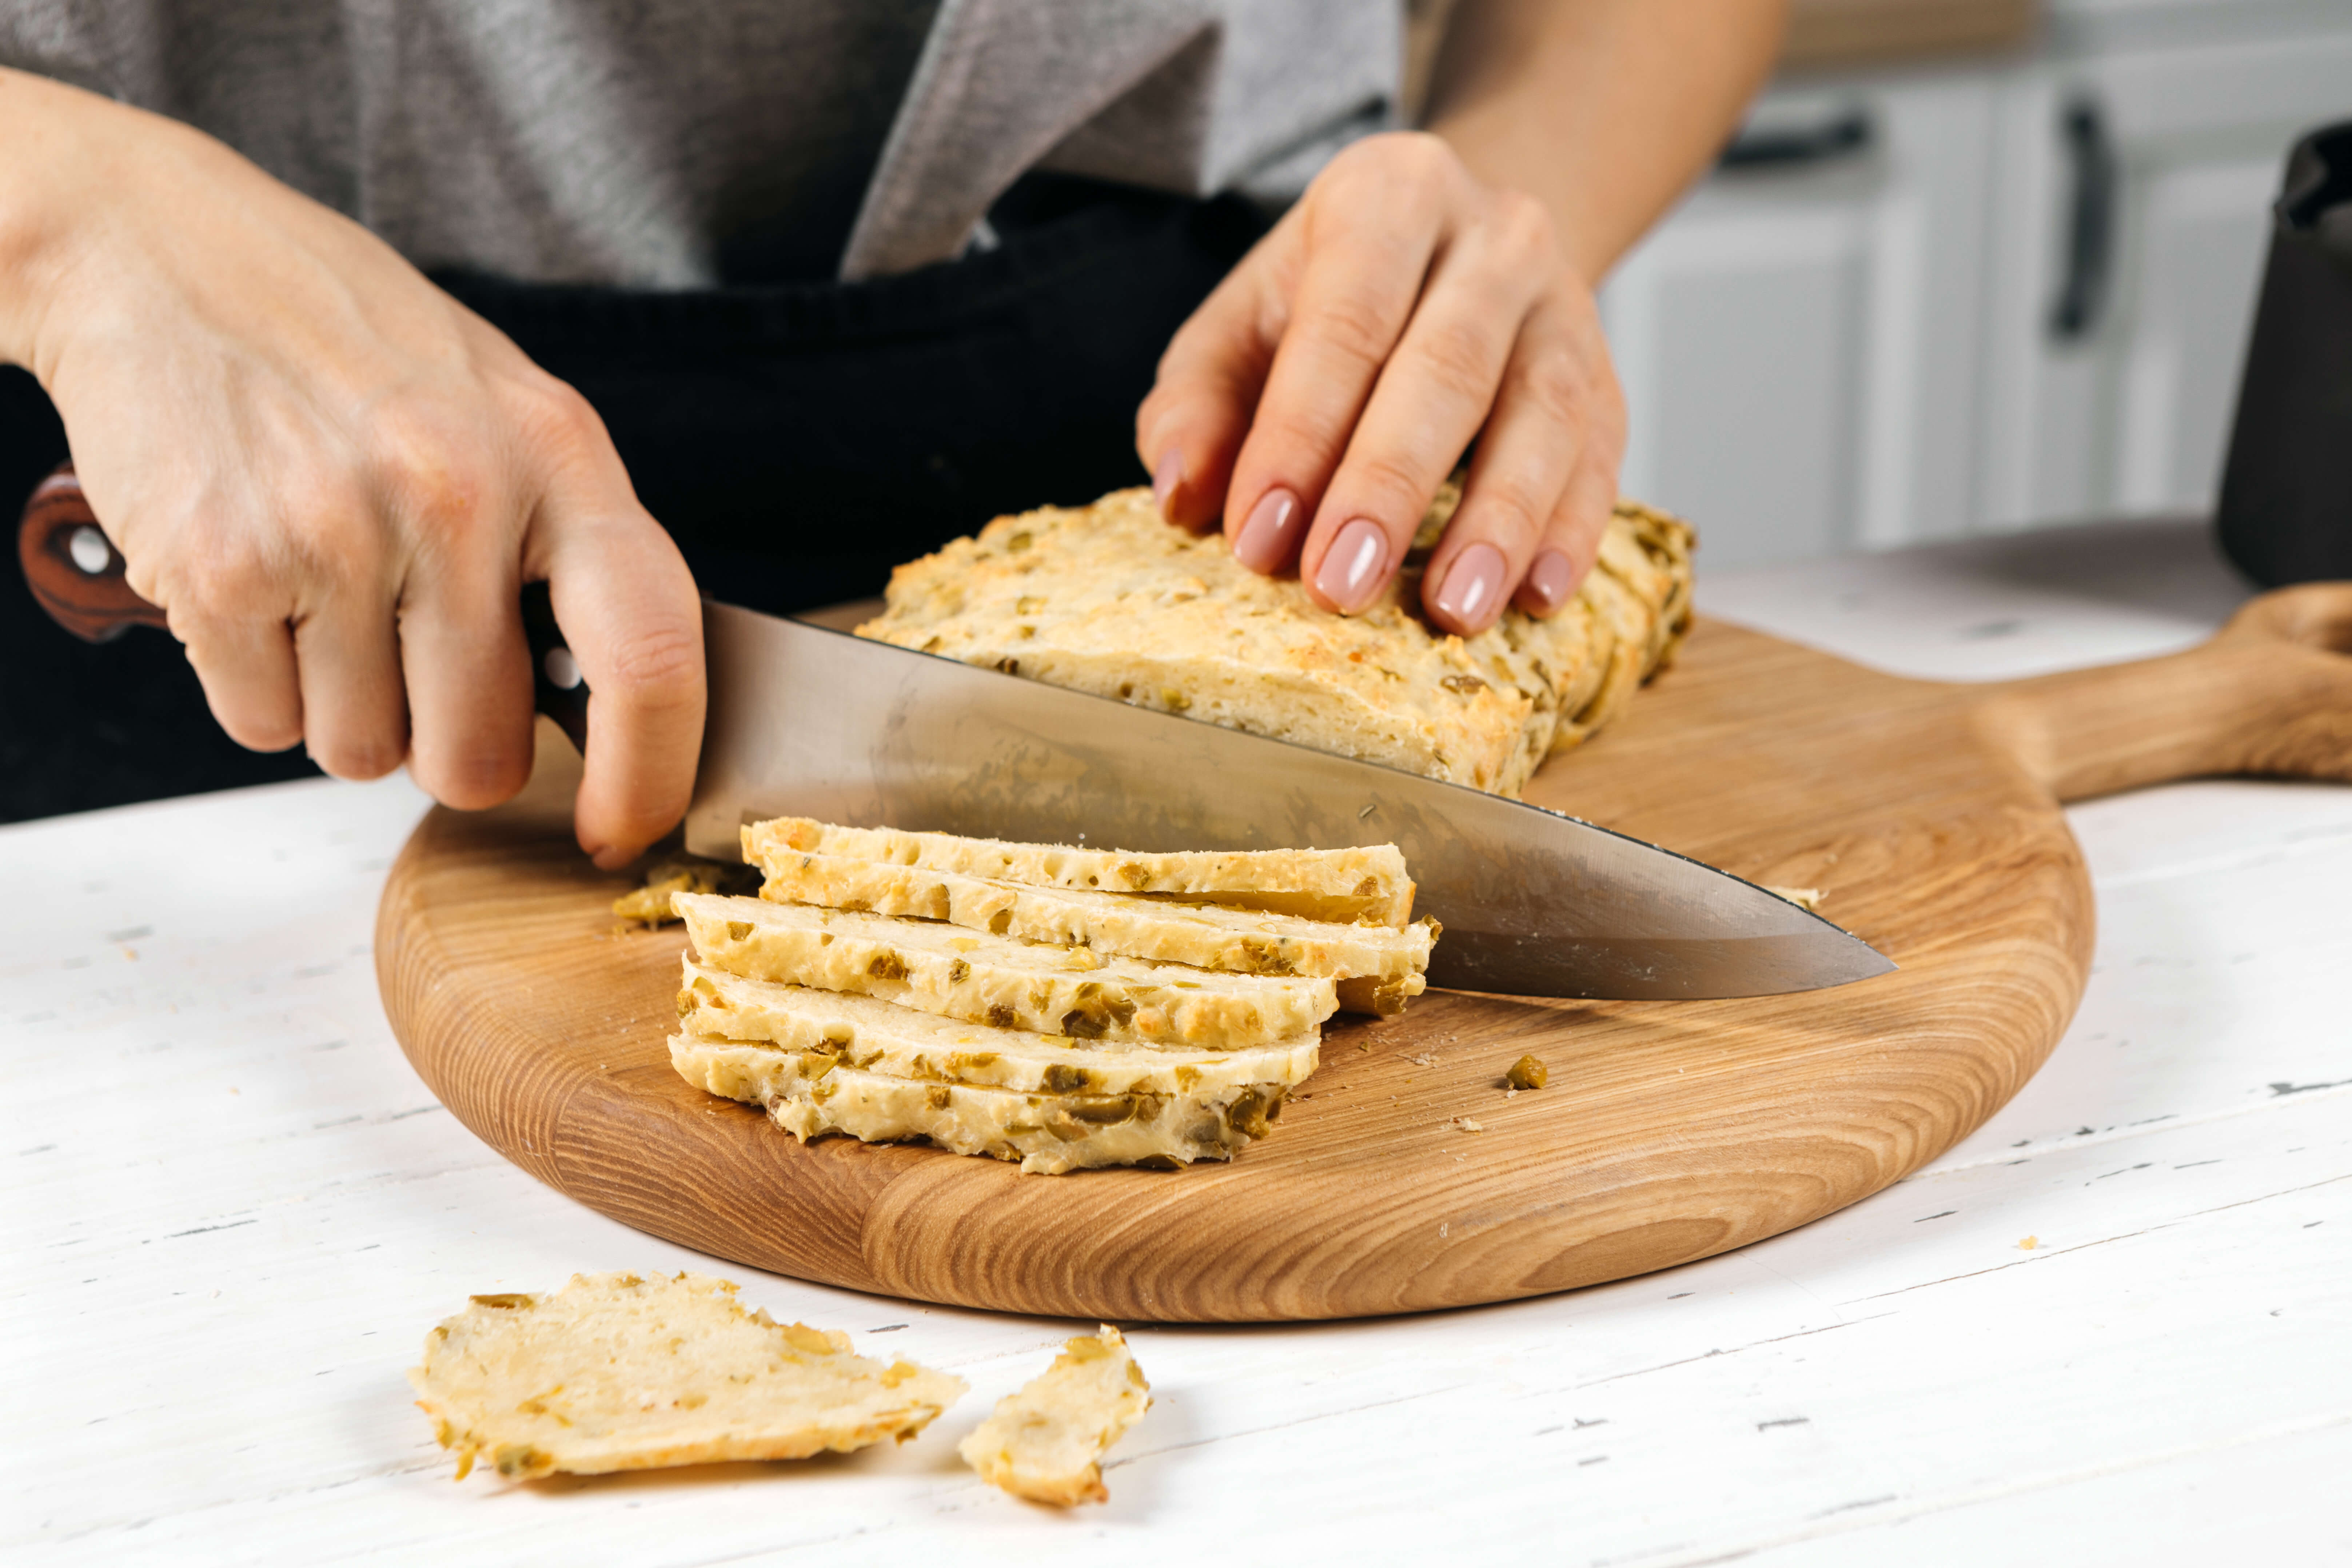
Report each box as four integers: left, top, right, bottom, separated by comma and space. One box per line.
15, 463, 593, 752
1982, 582, 2352, 802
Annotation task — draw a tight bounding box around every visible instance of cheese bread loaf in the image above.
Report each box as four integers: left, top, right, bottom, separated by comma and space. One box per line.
408, 1272, 964, 1480
856, 485, 1693, 798
959, 1325, 1152, 1505
675, 891, 1335, 1049
752, 849, 1432, 1014
677, 959, 1319, 1096
672, 1036, 1290, 1174
744, 816, 1414, 927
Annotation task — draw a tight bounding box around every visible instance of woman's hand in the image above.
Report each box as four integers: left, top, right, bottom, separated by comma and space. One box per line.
1137, 131, 1625, 636
0, 69, 701, 866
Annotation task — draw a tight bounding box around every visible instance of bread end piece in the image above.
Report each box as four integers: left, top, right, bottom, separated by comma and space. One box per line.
959, 1324, 1151, 1505
408, 1272, 965, 1480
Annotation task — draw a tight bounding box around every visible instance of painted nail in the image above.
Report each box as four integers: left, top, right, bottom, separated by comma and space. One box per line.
1522, 550, 1576, 614
1431, 542, 1507, 631
1152, 448, 1184, 515
1230, 487, 1303, 573
1313, 518, 1391, 613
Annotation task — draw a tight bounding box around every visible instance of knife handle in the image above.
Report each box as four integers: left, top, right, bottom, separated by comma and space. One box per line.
16, 462, 593, 754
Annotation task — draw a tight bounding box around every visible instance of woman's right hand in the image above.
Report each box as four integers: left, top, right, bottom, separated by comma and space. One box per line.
0, 68, 702, 867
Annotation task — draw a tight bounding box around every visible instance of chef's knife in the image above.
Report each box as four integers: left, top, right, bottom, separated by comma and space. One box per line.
684, 599, 1893, 1000
19, 466, 1894, 1000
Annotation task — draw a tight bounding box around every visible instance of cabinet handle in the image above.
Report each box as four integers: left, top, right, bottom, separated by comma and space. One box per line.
2049, 95, 2117, 341
1719, 107, 1874, 170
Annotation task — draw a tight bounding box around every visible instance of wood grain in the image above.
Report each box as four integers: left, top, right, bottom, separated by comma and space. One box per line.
375, 584, 2352, 1321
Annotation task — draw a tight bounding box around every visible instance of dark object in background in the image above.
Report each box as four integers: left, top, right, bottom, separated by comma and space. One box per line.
2217, 121, 2352, 588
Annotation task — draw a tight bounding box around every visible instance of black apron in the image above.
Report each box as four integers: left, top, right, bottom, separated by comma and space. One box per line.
0, 178, 1265, 821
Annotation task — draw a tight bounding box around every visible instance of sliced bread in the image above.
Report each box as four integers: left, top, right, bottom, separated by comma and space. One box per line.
408, 1272, 964, 1479
752, 849, 1432, 1014
677, 959, 1319, 1095
744, 816, 1414, 927
959, 1325, 1151, 1505
671, 1036, 1289, 1174
675, 891, 1335, 1049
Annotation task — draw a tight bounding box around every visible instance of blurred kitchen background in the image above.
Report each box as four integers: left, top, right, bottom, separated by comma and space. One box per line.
1447, 0, 2352, 568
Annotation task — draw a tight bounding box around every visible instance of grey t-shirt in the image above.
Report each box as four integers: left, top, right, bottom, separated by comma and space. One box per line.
3, 0, 1399, 287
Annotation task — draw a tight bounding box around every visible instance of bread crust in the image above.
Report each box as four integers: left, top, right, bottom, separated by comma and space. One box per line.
744, 816, 1415, 927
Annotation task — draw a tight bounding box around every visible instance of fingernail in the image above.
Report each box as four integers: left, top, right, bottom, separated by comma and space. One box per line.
1431, 542, 1507, 631
1152, 448, 1184, 515
1523, 550, 1576, 614
1230, 487, 1303, 573
1313, 518, 1391, 613
590, 843, 629, 871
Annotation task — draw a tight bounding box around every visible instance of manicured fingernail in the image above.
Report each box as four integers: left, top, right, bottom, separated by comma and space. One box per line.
1432, 542, 1507, 631
1523, 550, 1576, 614
1313, 518, 1390, 613
1152, 448, 1184, 514
1230, 487, 1303, 573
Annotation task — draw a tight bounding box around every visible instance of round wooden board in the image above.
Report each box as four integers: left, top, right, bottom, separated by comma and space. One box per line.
376, 592, 2352, 1321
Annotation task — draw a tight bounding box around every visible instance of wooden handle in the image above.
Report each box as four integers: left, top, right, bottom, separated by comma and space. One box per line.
15, 464, 170, 642
15, 463, 593, 752
1982, 582, 2352, 802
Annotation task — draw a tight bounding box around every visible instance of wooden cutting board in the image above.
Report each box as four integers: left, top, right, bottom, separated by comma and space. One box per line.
376, 584, 2352, 1322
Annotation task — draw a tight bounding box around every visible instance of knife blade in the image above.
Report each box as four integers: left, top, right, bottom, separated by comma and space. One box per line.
684, 599, 1894, 1000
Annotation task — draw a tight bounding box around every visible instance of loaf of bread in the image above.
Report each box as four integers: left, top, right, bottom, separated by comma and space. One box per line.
674, 891, 1336, 1049
752, 848, 1433, 1014
744, 817, 1415, 927
677, 959, 1320, 1095
671, 1036, 1290, 1173
407, 1272, 964, 1479
855, 486, 1693, 798
959, 1325, 1152, 1505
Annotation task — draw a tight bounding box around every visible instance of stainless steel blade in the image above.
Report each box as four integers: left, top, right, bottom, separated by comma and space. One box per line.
685, 600, 1895, 1000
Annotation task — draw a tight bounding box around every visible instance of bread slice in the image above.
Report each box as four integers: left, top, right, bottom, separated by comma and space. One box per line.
675, 891, 1335, 1049
676, 958, 1319, 1095
752, 849, 1433, 1015
959, 1325, 1152, 1505
744, 816, 1414, 927
855, 485, 1694, 797
672, 1036, 1289, 1174
407, 1272, 964, 1479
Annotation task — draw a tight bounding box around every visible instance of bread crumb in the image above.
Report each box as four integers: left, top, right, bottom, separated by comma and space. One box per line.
1450, 1116, 1485, 1133
1765, 885, 1825, 912
2018, 1235, 2038, 1251
1504, 1054, 1547, 1090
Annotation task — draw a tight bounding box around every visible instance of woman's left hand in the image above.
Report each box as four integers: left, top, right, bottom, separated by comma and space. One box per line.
1137, 130, 1625, 636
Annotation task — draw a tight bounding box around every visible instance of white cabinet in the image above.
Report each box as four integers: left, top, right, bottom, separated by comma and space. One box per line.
1600, 73, 1999, 567
1600, 1, 2352, 568
1979, 24, 2352, 528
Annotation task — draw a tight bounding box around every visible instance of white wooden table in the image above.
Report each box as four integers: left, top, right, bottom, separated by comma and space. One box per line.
7, 519, 2347, 1566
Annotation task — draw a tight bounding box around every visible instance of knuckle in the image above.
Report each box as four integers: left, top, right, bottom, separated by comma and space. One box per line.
1298, 288, 1397, 372
1491, 189, 1557, 265
1409, 318, 1503, 404
1464, 477, 1547, 551
1347, 449, 1436, 520
512, 376, 611, 462
599, 618, 703, 701
366, 399, 495, 543
1517, 350, 1592, 429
